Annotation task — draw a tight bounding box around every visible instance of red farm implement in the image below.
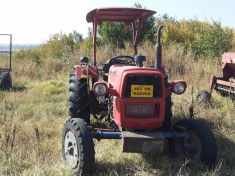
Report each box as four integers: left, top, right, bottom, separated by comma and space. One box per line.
197, 52, 235, 104
61, 7, 217, 175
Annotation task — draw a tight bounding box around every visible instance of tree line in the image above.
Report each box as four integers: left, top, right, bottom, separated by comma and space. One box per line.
13, 11, 235, 65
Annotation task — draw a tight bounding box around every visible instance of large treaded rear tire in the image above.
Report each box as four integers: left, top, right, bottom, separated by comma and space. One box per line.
62, 118, 95, 175
0, 72, 12, 90
69, 73, 90, 123
173, 118, 217, 165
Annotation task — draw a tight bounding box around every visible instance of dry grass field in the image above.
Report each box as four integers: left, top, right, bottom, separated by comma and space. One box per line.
0, 42, 234, 175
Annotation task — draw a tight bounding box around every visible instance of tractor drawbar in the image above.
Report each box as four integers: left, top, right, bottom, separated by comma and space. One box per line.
91, 130, 189, 153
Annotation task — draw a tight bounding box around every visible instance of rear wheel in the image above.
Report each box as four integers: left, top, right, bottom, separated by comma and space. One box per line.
0, 72, 12, 90
62, 118, 95, 175
173, 118, 217, 165
69, 73, 90, 123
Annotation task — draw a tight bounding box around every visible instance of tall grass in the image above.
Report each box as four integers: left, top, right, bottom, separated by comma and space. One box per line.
0, 55, 10, 69
0, 42, 234, 175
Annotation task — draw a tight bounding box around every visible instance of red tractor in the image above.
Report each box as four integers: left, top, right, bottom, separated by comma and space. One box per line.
197, 52, 235, 104
62, 7, 217, 174
0, 34, 12, 90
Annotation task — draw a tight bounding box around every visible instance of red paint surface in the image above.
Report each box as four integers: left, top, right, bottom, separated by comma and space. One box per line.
86, 7, 156, 23
108, 65, 166, 130
75, 66, 97, 78
222, 52, 235, 81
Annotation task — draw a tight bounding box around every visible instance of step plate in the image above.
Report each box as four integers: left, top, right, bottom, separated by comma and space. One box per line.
122, 131, 165, 153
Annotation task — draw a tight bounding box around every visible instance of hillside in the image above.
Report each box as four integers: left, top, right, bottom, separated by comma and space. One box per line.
0, 42, 234, 175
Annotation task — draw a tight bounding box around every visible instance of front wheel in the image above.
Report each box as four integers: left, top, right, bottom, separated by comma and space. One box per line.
62, 118, 95, 175
172, 118, 217, 165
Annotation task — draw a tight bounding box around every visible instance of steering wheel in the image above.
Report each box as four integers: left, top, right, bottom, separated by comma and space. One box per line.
109, 55, 135, 65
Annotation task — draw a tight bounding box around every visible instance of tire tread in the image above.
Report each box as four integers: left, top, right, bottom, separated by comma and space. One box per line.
68, 72, 90, 123
62, 118, 95, 174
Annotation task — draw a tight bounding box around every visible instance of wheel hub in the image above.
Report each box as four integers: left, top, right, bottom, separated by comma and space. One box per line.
68, 146, 74, 155
175, 130, 202, 162
64, 131, 79, 168
183, 140, 198, 153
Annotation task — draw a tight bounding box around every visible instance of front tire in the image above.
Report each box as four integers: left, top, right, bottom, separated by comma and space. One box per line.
62, 118, 95, 175
173, 118, 217, 165
69, 74, 90, 123
0, 72, 12, 90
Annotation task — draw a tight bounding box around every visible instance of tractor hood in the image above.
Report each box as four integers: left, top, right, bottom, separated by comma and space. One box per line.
108, 65, 164, 97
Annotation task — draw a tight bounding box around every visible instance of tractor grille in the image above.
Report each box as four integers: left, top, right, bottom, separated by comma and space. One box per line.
126, 103, 160, 118
124, 75, 162, 98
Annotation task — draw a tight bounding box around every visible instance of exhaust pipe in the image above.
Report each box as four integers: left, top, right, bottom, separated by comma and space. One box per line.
155, 25, 164, 69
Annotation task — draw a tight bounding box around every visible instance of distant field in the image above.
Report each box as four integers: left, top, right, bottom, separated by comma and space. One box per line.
0, 44, 40, 52
0, 43, 40, 68
0, 43, 234, 175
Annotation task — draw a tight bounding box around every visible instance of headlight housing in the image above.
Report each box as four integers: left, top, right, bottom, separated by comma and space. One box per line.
171, 81, 187, 95
93, 82, 108, 96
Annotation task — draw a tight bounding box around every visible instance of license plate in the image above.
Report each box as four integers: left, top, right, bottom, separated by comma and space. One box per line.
131, 85, 153, 98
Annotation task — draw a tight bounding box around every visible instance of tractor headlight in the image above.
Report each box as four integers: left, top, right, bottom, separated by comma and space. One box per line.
173, 83, 185, 94
93, 82, 108, 96
95, 84, 106, 95
171, 81, 187, 95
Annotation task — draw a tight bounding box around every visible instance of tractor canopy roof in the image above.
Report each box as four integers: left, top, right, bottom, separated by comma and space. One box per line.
86, 7, 156, 66
86, 7, 156, 24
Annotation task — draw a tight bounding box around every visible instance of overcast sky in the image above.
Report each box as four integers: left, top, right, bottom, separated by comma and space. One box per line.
0, 0, 234, 44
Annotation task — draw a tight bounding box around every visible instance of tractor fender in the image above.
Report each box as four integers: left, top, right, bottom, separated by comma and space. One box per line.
75, 65, 98, 79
